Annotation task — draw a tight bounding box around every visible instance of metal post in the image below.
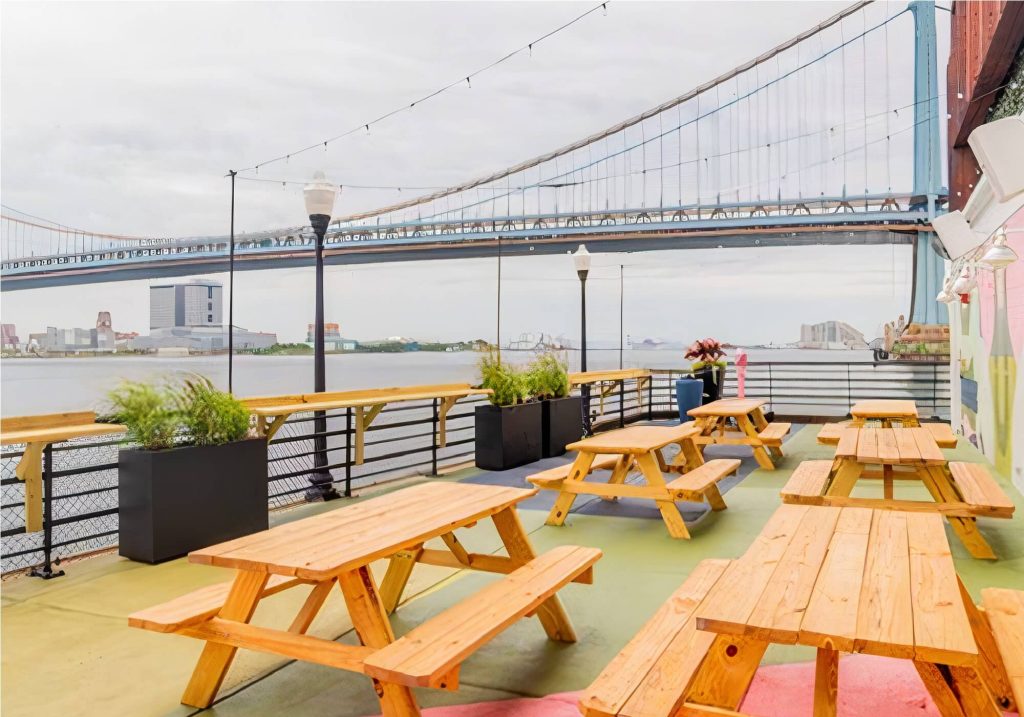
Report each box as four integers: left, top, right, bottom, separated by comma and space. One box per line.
227, 170, 236, 394
578, 269, 591, 435
647, 378, 653, 421
308, 214, 339, 501
496, 234, 502, 359
618, 264, 624, 370
431, 398, 439, 476
345, 408, 352, 498
847, 364, 853, 416
30, 444, 64, 579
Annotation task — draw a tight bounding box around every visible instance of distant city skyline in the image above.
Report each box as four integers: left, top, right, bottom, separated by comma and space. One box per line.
1, 244, 914, 348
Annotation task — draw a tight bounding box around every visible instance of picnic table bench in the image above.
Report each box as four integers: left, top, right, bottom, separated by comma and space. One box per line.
580, 504, 1016, 717
687, 398, 791, 470
242, 383, 491, 464
0, 411, 124, 533
783, 426, 1014, 559
129, 481, 599, 716
527, 424, 739, 539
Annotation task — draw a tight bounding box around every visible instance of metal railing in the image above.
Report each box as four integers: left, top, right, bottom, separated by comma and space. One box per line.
0, 360, 950, 576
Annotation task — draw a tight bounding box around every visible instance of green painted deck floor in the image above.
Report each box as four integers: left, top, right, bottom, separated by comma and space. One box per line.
2, 425, 1022, 717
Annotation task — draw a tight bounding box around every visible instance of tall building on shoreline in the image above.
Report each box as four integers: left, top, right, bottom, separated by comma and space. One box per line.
131, 279, 275, 352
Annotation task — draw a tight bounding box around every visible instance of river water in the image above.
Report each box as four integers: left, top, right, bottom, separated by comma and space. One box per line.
0, 348, 874, 415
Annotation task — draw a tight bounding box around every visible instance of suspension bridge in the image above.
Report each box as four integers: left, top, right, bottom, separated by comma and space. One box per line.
0, 1, 949, 324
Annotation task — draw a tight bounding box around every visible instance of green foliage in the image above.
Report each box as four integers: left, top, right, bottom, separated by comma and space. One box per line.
527, 352, 570, 400
106, 381, 180, 451
107, 375, 250, 450
478, 352, 531, 406
177, 376, 251, 446
691, 360, 727, 372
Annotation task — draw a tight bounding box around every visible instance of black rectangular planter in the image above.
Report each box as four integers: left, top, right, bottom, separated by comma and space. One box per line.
118, 438, 268, 564
474, 402, 542, 471
541, 396, 583, 458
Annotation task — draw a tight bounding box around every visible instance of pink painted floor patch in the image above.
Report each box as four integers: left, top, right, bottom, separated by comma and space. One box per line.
396, 655, 1013, 717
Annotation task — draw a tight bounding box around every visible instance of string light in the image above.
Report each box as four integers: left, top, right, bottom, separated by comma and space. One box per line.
234, 1, 610, 174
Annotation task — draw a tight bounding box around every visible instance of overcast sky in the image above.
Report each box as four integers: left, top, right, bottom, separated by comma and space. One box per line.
1, 1, 931, 345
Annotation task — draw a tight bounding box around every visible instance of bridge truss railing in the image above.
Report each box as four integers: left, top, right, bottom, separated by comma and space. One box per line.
0, 359, 950, 577
1, 192, 937, 276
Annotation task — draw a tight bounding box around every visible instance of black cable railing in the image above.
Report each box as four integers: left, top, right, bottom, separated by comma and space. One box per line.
1, 359, 951, 576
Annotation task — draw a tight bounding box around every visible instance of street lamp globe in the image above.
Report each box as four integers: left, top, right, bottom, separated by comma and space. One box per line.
979, 230, 1019, 270
573, 244, 592, 276
304, 171, 336, 229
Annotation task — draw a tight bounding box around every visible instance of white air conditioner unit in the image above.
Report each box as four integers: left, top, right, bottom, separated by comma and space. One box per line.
931, 210, 984, 259
967, 116, 1024, 203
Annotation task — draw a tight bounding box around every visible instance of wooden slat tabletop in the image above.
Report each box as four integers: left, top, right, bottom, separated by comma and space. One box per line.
851, 400, 919, 419
836, 427, 946, 466
189, 482, 537, 580
695, 504, 977, 666
687, 398, 766, 417
565, 425, 699, 454
568, 369, 650, 385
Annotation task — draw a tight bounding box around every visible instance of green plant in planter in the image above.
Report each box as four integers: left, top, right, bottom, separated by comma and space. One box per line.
177, 376, 251, 445
527, 352, 570, 400
106, 381, 180, 450
478, 352, 531, 406
107, 375, 251, 449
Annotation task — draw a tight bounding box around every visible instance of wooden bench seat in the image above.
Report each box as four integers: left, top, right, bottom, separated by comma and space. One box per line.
980, 588, 1024, 710
363, 544, 602, 689
922, 422, 958, 448
779, 460, 832, 505
756, 422, 791, 446
128, 574, 306, 633
949, 462, 1016, 518
666, 459, 739, 507
816, 421, 850, 445
527, 454, 626, 489
579, 559, 734, 717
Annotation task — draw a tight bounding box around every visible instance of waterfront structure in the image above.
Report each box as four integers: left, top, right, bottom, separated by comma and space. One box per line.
150, 279, 222, 329
131, 279, 275, 352
305, 322, 356, 350
798, 321, 868, 350
0, 324, 18, 351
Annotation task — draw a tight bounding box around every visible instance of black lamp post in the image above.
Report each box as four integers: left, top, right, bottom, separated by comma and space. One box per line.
304, 171, 340, 501
573, 244, 592, 435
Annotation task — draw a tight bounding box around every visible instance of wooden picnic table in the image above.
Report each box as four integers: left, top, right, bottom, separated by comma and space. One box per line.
850, 399, 920, 427
569, 369, 651, 413
689, 504, 998, 717
783, 426, 1014, 559
534, 424, 737, 539
243, 383, 492, 465
129, 481, 599, 716
0, 411, 124, 533
686, 398, 790, 470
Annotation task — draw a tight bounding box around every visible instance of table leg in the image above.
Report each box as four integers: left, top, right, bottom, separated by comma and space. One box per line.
546, 452, 595, 526
181, 570, 269, 708
814, 646, 839, 717
492, 507, 577, 642
685, 634, 768, 710
883, 464, 894, 500
338, 566, 419, 717
914, 661, 1000, 717
737, 415, 775, 470
288, 579, 336, 634
826, 459, 863, 497
920, 465, 996, 560
956, 576, 1015, 711
601, 455, 632, 502
635, 452, 690, 539
380, 545, 424, 614
672, 437, 705, 473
